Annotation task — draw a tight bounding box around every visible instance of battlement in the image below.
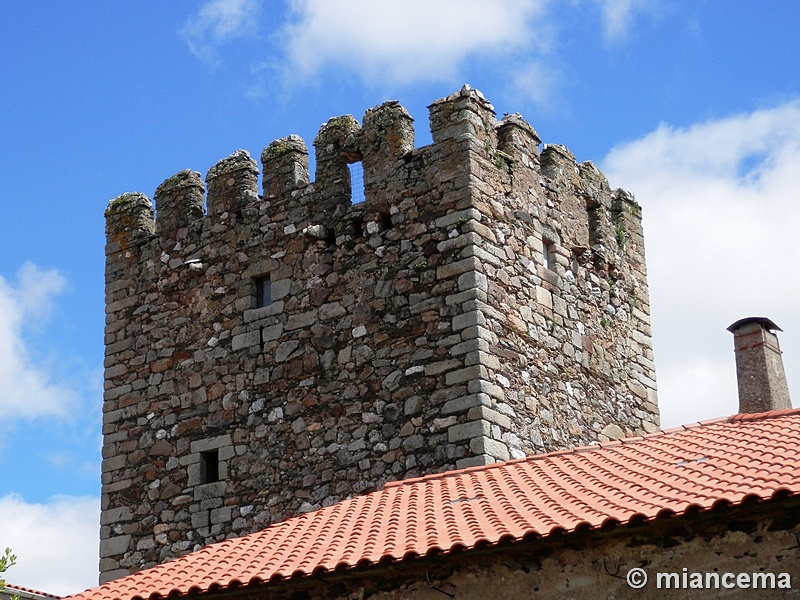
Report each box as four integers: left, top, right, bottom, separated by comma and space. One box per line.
107, 85, 631, 275
100, 86, 658, 582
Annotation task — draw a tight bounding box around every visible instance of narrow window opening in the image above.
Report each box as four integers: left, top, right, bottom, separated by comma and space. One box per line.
379, 212, 393, 232
324, 227, 337, 247
543, 239, 556, 271
348, 162, 365, 204
347, 216, 364, 238
256, 275, 272, 308
200, 450, 220, 484
571, 247, 585, 274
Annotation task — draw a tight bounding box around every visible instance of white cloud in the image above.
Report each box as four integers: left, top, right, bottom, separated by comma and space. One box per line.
181, 0, 261, 66
0, 494, 99, 596
507, 59, 562, 112
602, 100, 800, 427
590, 0, 657, 41
0, 263, 76, 420
279, 0, 548, 84
188, 0, 657, 105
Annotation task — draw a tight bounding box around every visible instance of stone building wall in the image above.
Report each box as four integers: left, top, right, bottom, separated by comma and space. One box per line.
100, 86, 659, 582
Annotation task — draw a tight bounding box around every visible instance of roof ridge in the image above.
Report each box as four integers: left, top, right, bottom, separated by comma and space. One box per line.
729, 407, 800, 422
385, 409, 800, 490
6, 584, 62, 599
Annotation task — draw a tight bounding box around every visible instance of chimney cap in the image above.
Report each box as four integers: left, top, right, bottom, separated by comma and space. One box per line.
727, 316, 783, 334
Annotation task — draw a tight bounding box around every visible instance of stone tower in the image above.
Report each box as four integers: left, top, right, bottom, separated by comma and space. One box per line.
100, 86, 659, 582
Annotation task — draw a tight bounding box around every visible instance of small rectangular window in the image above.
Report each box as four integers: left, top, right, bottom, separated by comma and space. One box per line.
543, 239, 556, 271
200, 450, 220, 484
256, 275, 271, 308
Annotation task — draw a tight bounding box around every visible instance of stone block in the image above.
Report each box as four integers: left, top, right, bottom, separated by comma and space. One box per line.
99, 534, 131, 558
467, 406, 512, 429
262, 324, 284, 343
318, 302, 346, 321
191, 511, 209, 528
99, 506, 132, 525
190, 435, 232, 453
243, 301, 285, 322
448, 420, 491, 443
231, 330, 260, 351
436, 231, 481, 253
271, 279, 291, 300
445, 365, 488, 385
460, 243, 502, 267
449, 338, 490, 356
464, 350, 500, 370
468, 379, 505, 400
210, 507, 232, 524
434, 207, 482, 228
194, 481, 227, 501
536, 286, 553, 310
276, 340, 300, 362
424, 359, 462, 376
455, 454, 494, 469
436, 256, 481, 280
441, 393, 492, 415
285, 309, 317, 330
445, 288, 486, 306
469, 436, 510, 461
452, 310, 486, 332
601, 423, 625, 440
457, 270, 488, 292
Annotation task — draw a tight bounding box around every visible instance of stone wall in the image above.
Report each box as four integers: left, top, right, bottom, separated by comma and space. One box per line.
100, 86, 659, 581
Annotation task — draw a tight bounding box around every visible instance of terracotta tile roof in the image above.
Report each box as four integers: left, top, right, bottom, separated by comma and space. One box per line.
68, 409, 800, 600
4, 584, 61, 599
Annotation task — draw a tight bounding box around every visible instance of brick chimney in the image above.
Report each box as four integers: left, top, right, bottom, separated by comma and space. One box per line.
727, 317, 792, 413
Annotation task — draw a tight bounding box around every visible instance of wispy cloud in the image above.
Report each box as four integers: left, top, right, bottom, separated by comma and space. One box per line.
0, 494, 99, 596
591, 0, 657, 42
602, 100, 800, 427
0, 263, 76, 420
181, 0, 261, 66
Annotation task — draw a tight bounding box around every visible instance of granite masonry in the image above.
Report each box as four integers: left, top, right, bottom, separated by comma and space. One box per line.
100, 86, 659, 582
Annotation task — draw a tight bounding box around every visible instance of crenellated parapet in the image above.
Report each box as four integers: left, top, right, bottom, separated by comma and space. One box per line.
154, 170, 204, 241
100, 86, 658, 583
497, 113, 541, 168
313, 114, 361, 210
261, 134, 309, 200
105, 192, 155, 262
428, 84, 497, 146
361, 100, 415, 205
206, 149, 259, 217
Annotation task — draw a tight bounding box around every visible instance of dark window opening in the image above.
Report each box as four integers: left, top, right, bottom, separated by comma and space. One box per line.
200, 450, 220, 484
379, 212, 393, 232
571, 248, 584, 273
256, 275, 272, 308
324, 226, 337, 247
543, 239, 556, 271
347, 216, 364, 238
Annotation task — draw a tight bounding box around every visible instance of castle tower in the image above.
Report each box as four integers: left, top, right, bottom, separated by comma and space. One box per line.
99, 87, 659, 582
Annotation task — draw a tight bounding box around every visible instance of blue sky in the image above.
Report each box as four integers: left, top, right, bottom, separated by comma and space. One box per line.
1, 1, 799, 594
